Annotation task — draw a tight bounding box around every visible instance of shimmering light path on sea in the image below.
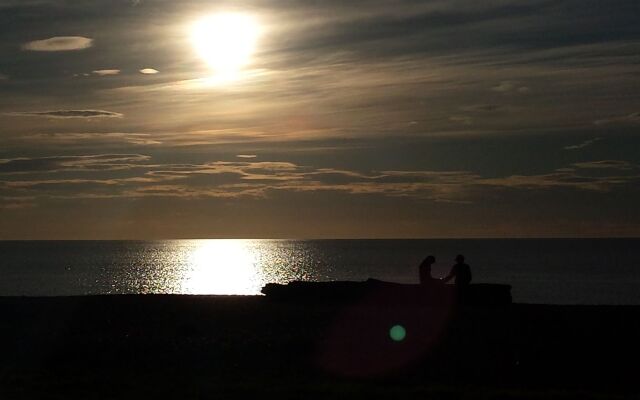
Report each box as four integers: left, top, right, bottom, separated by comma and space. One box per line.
179, 239, 315, 295
1, 239, 639, 303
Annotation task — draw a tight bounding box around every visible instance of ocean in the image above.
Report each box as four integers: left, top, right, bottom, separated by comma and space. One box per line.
0, 239, 638, 304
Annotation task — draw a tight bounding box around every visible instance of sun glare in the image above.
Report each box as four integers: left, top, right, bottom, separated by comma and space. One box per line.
191, 13, 260, 82
182, 240, 263, 295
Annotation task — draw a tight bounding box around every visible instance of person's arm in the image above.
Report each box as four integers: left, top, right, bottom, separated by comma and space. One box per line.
442, 265, 456, 283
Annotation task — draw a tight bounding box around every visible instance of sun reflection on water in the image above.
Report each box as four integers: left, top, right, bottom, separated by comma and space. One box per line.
181, 240, 264, 295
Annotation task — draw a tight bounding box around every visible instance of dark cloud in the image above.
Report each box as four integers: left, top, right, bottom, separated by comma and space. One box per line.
461, 104, 505, 113
18, 132, 161, 146
594, 112, 640, 126
572, 160, 636, 170
264, 0, 640, 67
5, 110, 123, 118
0, 154, 150, 174
480, 160, 640, 192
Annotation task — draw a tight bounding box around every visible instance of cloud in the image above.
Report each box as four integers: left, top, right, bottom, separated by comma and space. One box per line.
449, 104, 508, 126
491, 81, 530, 93
0, 154, 151, 174
449, 116, 473, 125
5, 110, 123, 119
572, 160, 635, 170
92, 69, 120, 76
461, 104, 505, 113
0, 196, 35, 210
564, 137, 601, 150
594, 112, 640, 126
20, 132, 161, 146
2, 155, 639, 206
139, 68, 159, 74
0, 155, 476, 201
22, 36, 93, 52
237, 155, 257, 159
480, 160, 639, 192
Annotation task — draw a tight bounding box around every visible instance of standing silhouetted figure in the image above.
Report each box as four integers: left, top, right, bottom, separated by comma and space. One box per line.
419, 255, 437, 285
443, 254, 472, 286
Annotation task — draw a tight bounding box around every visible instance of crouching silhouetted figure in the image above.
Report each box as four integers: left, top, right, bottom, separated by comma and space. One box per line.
443, 254, 472, 286
419, 255, 437, 285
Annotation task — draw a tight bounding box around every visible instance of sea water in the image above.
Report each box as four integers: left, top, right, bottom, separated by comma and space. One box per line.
0, 239, 638, 304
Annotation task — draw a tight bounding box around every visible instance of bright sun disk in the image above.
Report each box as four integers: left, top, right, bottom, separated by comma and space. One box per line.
191, 13, 260, 81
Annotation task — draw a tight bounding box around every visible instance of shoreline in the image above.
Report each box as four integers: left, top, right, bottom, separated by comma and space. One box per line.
3, 293, 639, 307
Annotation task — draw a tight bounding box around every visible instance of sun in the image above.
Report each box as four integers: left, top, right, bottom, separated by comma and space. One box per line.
191, 13, 260, 81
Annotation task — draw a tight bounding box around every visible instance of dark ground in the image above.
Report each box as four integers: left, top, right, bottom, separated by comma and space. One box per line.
0, 295, 638, 399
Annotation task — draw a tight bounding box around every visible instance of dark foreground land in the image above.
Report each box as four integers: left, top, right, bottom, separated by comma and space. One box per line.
0, 295, 638, 399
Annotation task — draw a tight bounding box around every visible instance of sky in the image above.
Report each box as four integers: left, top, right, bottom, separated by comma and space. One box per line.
1, 0, 639, 239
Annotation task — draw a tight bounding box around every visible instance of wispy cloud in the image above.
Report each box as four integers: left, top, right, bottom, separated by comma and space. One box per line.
0, 154, 151, 174
20, 132, 161, 146
5, 110, 123, 119
491, 81, 530, 93
461, 104, 506, 113
449, 116, 473, 125
22, 36, 93, 52
139, 68, 159, 74
594, 112, 640, 126
450, 104, 508, 125
0, 158, 480, 202
572, 160, 635, 170
92, 69, 120, 76
564, 137, 601, 150
480, 160, 639, 192
2, 153, 638, 206
0, 196, 35, 210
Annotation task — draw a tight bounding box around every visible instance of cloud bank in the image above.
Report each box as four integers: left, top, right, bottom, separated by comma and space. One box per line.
1, 154, 637, 203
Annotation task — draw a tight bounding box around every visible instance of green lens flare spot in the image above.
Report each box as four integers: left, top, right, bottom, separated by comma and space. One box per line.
389, 324, 406, 342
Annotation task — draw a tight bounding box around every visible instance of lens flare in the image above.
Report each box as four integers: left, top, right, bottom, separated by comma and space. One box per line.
389, 324, 407, 342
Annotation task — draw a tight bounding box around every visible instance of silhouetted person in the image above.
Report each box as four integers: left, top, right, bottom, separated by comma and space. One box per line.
443, 254, 472, 286
419, 255, 437, 285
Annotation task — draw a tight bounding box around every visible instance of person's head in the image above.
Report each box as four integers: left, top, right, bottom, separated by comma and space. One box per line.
455, 254, 465, 263
425, 255, 436, 265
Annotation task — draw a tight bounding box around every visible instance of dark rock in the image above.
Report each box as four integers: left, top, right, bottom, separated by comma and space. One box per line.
262, 279, 512, 306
